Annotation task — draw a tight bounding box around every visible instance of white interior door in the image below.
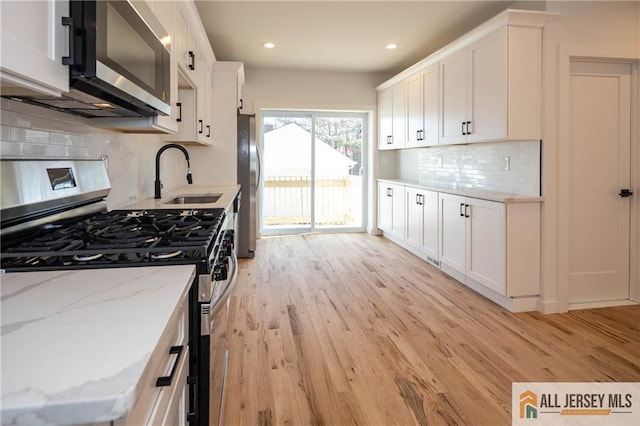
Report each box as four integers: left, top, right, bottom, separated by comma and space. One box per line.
568, 61, 632, 306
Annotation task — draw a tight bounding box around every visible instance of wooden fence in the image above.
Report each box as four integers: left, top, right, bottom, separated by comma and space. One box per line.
263, 175, 362, 227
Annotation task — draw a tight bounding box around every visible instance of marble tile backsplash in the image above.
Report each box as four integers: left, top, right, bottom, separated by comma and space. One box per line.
0, 99, 184, 209
397, 141, 541, 196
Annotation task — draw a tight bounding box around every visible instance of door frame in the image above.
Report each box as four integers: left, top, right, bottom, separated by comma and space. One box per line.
259, 109, 369, 235
556, 52, 639, 312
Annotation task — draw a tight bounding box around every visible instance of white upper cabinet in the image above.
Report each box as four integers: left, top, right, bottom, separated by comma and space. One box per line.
378, 88, 393, 149
150, 0, 179, 134
405, 73, 423, 147
166, 0, 216, 145
378, 9, 555, 149
0, 0, 69, 96
378, 83, 406, 150
440, 25, 544, 145
406, 64, 439, 148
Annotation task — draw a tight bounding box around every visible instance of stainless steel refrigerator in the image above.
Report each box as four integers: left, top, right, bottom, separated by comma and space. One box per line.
237, 113, 258, 258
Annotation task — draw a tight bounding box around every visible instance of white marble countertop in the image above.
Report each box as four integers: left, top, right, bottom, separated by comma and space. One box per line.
123, 184, 240, 211
377, 178, 543, 203
0, 265, 195, 425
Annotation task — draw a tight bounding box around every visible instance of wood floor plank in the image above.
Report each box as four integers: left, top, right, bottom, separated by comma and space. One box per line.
212, 233, 640, 425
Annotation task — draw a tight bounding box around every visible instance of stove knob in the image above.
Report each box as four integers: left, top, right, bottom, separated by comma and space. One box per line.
217, 251, 228, 265
214, 263, 228, 281
222, 240, 232, 257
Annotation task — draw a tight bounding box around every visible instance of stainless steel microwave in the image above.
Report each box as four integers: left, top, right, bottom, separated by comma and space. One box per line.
4, 0, 171, 118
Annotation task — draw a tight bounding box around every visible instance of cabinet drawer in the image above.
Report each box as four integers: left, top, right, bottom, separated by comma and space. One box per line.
119, 300, 189, 425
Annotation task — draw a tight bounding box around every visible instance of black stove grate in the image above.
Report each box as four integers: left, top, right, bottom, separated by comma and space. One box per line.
1, 208, 225, 271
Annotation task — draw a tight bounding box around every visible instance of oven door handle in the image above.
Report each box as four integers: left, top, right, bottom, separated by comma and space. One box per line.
210, 249, 238, 320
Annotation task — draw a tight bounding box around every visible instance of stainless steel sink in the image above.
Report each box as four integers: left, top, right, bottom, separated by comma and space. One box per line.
163, 194, 222, 204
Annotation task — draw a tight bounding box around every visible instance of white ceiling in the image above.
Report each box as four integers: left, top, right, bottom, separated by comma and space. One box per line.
194, 0, 520, 75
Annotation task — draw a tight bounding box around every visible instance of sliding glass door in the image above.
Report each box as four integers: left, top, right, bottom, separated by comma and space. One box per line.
261, 111, 366, 234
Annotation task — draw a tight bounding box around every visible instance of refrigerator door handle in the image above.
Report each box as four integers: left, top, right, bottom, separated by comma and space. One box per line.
255, 142, 262, 189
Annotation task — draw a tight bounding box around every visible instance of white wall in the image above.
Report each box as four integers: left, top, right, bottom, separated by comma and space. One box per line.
540, 0, 640, 312
240, 67, 390, 114
0, 99, 198, 209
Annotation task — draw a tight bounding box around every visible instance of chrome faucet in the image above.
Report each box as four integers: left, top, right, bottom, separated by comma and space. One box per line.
154, 143, 193, 199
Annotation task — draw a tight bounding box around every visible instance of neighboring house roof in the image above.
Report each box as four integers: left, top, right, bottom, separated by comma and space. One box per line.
263, 123, 356, 177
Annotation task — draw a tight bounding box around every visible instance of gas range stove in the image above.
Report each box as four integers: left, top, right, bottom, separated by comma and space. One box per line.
1, 208, 225, 271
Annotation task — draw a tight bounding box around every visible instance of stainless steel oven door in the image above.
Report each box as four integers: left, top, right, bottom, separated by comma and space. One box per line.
200, 249, 238, 336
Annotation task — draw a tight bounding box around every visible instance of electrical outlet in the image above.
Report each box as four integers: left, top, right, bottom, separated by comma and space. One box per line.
502, 156, 510, 171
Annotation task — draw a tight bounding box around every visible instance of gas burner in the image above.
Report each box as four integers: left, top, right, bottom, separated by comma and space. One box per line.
150, 250, 183, 260
73, 254, 103, 262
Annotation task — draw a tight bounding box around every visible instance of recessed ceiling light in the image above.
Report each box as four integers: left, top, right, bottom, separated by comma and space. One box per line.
386, 43, 399, 50
263, 42, 275, 49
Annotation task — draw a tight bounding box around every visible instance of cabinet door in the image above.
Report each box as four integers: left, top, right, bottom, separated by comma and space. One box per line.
439, 193, 466, 276
391, 83, 406, 148
378, 89, 393, 149
203, 64, 213, 142
466, 198, 506, 294
422, 64, 439, 146
422, 190, 439, 262
195, 48, 209, 144
175, 7, 191, 73
157, 346, 190, 425
390, 184, 405, 239
406, 74, 423, 147
0, 0, 69, 96
377, 183, 393, 232
439, 49, 467, 145
153, 0, 179, 133
466, 28, 507, 143
405, 187, 424, 249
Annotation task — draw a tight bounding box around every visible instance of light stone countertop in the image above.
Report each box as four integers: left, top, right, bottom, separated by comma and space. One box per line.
123, 184, 240, 211
377, 179, 543, 203
0, 265, 195, 425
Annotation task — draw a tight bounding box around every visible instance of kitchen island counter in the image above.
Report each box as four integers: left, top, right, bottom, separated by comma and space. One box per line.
124, 184, 240, 211
0, 265, 195, 425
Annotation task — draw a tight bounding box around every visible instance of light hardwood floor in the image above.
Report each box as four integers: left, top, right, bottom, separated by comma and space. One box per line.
211, 233, 640, 425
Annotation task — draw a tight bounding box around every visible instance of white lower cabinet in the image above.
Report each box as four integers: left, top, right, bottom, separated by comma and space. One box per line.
439, 193, 506, 294
114, 296, 190, 426
439, 193, 540, 302
405, 187, 439, 265
377, 182, 405, 240
378, 180, 540, 311
439, 193, 467, 276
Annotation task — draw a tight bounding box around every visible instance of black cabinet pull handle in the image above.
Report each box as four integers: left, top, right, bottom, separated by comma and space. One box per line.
461, 122, 466, 136
156, 345, 183, 387
239, 99, 243, 110
176, 102, 182, 122
619, 189, 633, 197
61, 17, 75, 65
206, 125, 211, 137
198, 119, 203, 134
466, 121, 471, 135
188, 51, 195, 70
460, 203, 465, 217
387, 188, 392, 197
465, 204, 470, 218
